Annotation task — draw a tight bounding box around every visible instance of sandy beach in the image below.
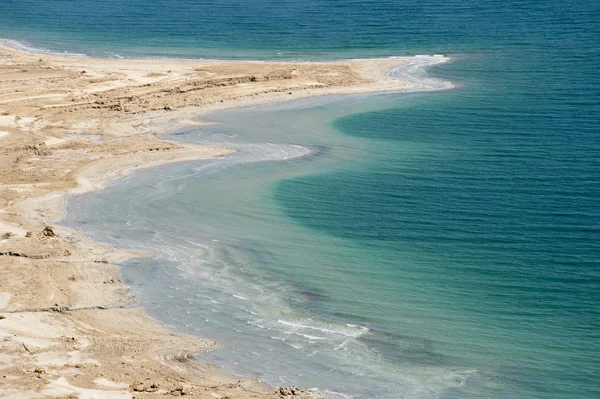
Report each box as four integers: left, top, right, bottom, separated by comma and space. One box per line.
0, 43, 447, 398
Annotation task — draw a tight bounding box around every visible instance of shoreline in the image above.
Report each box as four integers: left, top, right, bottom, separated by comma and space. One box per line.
0, 43, 452, 398
0, 37, 449, 62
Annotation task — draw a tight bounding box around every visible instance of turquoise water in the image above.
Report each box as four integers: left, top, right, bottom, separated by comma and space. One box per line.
5, 0, 599, 397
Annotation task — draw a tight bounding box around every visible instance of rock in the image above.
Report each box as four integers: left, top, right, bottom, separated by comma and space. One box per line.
131, 381, 145, 392
164, 105, 173, 111
278, 386, 306, 397
169, 386, 188, 396
33, 367, 45, 374
32, 142, 50, 156
25, 231, 33, 238
131, 380, 160, 392
42, 226, 56, 237
1, 232, 14, 239
0, 315, 5, 320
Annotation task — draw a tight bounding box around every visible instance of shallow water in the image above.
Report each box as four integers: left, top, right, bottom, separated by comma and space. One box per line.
5, 0, 599, 397
63, 91, 493, 399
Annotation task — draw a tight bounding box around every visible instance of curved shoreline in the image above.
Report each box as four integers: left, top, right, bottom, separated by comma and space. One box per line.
0, 44, 452, 398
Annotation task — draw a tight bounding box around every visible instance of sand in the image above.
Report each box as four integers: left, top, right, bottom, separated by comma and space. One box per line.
0, 43, 449, 398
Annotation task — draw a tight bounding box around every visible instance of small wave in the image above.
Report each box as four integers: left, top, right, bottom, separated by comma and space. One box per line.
333, 341, 350, 350
0, 38, 88, 58
276, 318, 369, 339
283, 331, 327, 341
182, 239, 208, 248
104, 52, 125, 59
387, 54, 453, 91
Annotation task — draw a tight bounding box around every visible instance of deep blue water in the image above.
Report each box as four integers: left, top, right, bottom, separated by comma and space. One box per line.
5, 0, 600, 398
2, 0, 598, 59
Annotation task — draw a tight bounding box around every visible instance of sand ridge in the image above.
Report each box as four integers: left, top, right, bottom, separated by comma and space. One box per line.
0, 43, 448, 398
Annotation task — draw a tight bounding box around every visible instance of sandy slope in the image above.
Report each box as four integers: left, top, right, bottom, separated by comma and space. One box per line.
0, 43, 443, 398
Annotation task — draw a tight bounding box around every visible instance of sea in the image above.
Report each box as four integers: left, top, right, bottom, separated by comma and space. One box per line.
1, 1, 599, 398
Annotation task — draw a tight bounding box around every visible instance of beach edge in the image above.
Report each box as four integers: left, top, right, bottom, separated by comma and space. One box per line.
0, 44, 452, 398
